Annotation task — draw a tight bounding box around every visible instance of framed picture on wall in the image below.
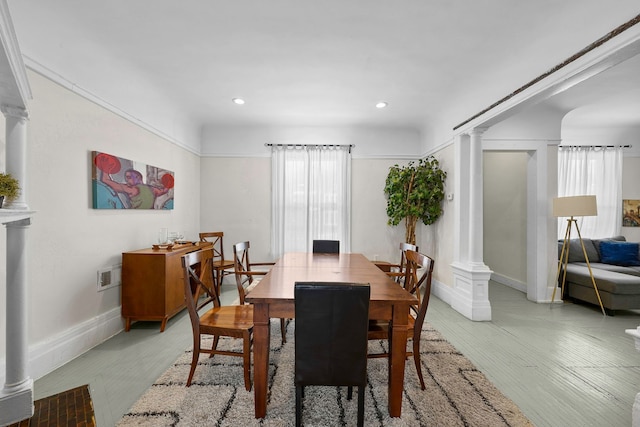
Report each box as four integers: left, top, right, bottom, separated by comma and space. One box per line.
91, 151, 175, 209
623, 199, 640, 227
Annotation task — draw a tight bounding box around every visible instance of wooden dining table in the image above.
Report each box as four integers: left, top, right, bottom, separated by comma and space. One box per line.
245, 252, 418, 418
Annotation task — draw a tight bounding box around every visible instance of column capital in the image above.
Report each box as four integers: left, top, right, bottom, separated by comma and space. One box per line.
467, 127, 488, 138
1, 105, 29, 121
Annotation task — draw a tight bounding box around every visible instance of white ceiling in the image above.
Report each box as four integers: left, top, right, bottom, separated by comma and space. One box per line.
5, 1, 640, 141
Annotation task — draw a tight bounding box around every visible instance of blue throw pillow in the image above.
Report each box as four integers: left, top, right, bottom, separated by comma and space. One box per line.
599, 241, 640, 266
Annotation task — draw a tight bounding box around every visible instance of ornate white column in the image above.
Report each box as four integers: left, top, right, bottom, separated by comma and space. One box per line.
3, 106, 28, 209
0, 105, 33, 425
451, 127, 492, 321
468, 128, 487, 264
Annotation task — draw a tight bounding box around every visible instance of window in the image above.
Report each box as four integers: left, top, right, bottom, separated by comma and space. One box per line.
271, 145, 351, 257
557, 146, 623, 238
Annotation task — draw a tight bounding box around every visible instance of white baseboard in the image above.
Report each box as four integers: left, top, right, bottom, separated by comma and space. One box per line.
490, 272, 527, 293
0, 307, 123, 386
432, 278, 453, 305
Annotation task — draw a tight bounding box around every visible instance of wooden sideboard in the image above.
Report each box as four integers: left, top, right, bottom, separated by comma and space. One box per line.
122, 241, 212, 332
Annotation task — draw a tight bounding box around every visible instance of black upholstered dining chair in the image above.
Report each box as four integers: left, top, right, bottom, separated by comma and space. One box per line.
294, 282, 370, 427
312, 239, 340, 253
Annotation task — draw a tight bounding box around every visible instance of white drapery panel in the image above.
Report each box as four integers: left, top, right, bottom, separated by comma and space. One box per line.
271, 145, 351, 258
557, 146, 623, 239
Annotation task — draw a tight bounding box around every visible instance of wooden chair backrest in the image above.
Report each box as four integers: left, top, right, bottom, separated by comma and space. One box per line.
233, 241, 253, 304
403, 250, 434, 335
199, 231, 226, 262
181, 248, 218, 330
397, 242, 418, 275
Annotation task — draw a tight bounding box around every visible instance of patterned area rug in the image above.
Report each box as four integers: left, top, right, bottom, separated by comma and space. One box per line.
118, 321, 533, 426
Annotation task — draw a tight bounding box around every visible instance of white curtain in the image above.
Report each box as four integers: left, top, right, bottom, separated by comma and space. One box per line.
557, 146, 623, 239
271, 145, 351, 258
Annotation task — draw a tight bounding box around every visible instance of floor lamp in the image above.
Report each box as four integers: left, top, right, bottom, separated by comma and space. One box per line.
551, 195, 606, 315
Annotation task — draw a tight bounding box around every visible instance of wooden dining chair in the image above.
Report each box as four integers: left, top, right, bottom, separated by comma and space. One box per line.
374, 242, 418, 283
232, 240, 287, 344
199, 231, 234, 293
181, 248, 254, 391
368, 249, 434, 390
312, 239, 340, 253
294, 282, 370, 427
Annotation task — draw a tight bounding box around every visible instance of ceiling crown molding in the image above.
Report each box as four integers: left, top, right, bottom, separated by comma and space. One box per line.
0, 0, 31, 109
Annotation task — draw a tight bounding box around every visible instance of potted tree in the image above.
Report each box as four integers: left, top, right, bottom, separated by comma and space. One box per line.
384, 156, 447, 245
0, 172, 20, 208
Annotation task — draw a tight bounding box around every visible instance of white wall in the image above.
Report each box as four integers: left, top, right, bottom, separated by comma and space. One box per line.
483, 152, 528, 290
0, 70, 202, 383
199, 156, 413, 266
199, 157, 273, 261
198, 124, 426, 266
622, 156, 640, 242
201, 124, 422, 159
481, 104, 564, 301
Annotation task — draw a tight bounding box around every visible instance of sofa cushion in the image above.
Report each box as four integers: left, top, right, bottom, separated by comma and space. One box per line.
593, 235, 626, 259
599, 241, 640, 266
577, 262, 640, 277
564, 264, 640, 294
558, 238, 600, 263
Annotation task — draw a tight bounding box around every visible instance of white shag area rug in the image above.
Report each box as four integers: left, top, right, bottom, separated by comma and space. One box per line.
118, 320, 533, 426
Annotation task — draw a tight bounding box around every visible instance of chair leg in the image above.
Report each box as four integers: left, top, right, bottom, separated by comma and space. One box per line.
243, 332, 252, 391
280, 318, 287, 344
347, 386, 353, 400
296, 385, 303, 427
210, 335, 220, 358
413, 338, 426, 390
186, 335, 200, 387
357, 386, 365, 427
214, 267, 223, 295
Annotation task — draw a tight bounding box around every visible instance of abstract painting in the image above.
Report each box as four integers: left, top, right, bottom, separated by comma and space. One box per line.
92, 151, 174, 209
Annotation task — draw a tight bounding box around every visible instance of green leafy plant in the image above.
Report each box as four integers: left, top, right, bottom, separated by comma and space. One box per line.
0, 172, 20, 204
384, 156, 447, 245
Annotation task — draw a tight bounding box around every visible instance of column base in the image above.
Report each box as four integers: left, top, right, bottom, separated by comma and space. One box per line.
0, 378, 34, 425
451, 261, 493, 321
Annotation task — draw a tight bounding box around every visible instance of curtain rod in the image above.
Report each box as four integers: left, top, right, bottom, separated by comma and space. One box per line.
265, 143, 354, 153
559, 144, 632, 148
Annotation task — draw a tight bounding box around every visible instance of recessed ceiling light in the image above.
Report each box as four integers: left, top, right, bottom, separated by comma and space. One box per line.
232, 98, 245, 105
376, 101, 388, 109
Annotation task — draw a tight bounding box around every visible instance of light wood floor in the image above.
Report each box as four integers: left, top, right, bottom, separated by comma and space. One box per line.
33, 282, 640, 427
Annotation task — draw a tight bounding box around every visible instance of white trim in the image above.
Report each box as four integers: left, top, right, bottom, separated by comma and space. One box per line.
455, 22, 640, 135
0, 307, 123, 386
490, 272, 527, 293
22, 56, 201, 157
0, 0, 32, 107
431, 278, 453, 306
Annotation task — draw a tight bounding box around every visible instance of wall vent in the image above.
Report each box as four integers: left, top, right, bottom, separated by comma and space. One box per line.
97, 264, 122, 291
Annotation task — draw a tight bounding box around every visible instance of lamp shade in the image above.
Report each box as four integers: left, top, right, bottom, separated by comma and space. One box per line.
553, 195, 598, 217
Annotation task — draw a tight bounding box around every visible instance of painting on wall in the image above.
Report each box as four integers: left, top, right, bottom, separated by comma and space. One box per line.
623, 199, 640, 227
91, 151, 174, 209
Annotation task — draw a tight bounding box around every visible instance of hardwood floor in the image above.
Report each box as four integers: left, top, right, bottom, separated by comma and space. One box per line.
428, 282, 640, 427
33, 282, 640, 426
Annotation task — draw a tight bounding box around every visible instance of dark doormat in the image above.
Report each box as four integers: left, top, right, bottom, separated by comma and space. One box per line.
8, 384, 96, 427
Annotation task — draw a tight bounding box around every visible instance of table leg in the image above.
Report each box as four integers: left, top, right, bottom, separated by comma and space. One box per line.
253, 303, 270, 418
388, 303, 410, 417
